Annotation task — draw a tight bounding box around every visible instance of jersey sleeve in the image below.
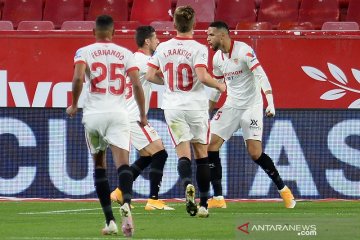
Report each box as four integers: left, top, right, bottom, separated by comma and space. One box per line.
194, 45, 208, 69
125, 50, 139, 74
147, 49, 160, 70
242, 44, 261, 72
74, 47, 86, 65
212, 53, 224, 79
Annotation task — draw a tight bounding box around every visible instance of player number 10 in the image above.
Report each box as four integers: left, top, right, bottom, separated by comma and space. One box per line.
164, 62, 194, 92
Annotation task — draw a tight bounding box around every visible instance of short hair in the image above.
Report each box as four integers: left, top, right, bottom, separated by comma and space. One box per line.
174, 6, 195, 33
95, 15, 114, 30
209, 21, 230, 34
135, 26, 155, 47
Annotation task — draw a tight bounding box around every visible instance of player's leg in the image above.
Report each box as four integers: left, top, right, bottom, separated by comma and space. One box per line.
188, 109, 213, 217
242, 105, 296, 208
106, 112, 134, 236
165, 109, 196, 216
208, 107, 241, 208
83, 114, 118, 235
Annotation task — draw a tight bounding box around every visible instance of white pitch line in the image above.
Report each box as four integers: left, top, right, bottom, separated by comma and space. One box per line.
18, 208, 102, 215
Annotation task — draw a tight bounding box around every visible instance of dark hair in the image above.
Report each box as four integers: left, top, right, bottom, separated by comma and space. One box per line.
135, 26, 155, 47
95, 15, 114, 30
209, 21, 230, 34
174, 6, 195, 33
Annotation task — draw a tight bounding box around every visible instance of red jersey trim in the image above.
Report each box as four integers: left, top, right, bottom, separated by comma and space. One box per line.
194, 64, 208, 69
74, 60, 86, 65
96, 40, 112, 43
206, 120, 211, 144
213, 75, 224, 79
136, 49, 146, 54
174, 36, 193, 40
147, 63, 160, 70
228, 40, 235, 59
167, 126, 177, 146
250, 63, 260, 71
126, 67, 139, 74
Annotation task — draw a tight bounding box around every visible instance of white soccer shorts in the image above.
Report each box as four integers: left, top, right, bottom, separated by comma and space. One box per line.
82, 112, 130, 154
211, 104, 263, 141
164, 109, 210, 146
130, 121, 161, 150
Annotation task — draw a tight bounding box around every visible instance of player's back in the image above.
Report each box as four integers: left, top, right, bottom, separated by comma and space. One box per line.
75, 42, 136, 115
126, 51, 152, 121
149, 37, 209, 110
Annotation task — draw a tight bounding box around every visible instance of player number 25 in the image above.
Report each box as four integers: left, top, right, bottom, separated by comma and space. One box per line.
164, 62, 193, 92
90, 62, 125, 95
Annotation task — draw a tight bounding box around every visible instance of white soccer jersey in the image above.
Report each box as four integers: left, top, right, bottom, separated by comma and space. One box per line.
148, 37, 209, 110
212, 40, 264, 109
125, 50, 153, 121
74, 41, 138, 115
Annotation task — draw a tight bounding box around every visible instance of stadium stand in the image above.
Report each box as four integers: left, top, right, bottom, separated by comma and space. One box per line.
215, 0, 256, 29
61, 21, 95, 30
277, 21, 315, 30
298, 0, 339, 29
176, 0, 215, 23
17, 21, 55, 30
194, 22, 211, 30
258, 0, 299, 27
236, 21, 272, 30
150, 21, 175, 31
2, 0, 43, 28
114, 20, 140, 30
321, 21, 359, 30
130, 0, 171, 24
86, 0, 128, 21
0, 20, 13, 30
43, 0, 84, 29
346, 0, 360, 24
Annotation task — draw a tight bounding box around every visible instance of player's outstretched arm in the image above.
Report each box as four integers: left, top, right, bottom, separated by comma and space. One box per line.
128, 70, 148, 126
146, 67, 164, 85
253, 66, 275, 117
66, 63, 86, 118
196, 67, 226, 93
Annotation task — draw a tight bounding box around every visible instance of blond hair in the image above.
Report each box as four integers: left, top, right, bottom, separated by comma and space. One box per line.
174, 6, 195, 33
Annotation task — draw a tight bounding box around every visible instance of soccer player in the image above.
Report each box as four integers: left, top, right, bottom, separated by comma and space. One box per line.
206, 21, 296, 209
146, 6, 226, 218
110, 26, 174, 211
66, 15, 147, 237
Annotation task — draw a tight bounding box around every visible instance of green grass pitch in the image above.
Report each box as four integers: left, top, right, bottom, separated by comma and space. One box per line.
0, 200, 359, 239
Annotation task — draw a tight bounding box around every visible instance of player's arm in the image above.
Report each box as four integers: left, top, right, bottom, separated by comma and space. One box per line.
146, 66, 164, 85
253, 66, 275, 117
66, 62, 86, 117
128, 69, 148, 126
196, 67, 226, 93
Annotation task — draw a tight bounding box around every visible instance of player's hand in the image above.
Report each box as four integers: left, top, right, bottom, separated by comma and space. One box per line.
265, 104, 275, 117
217, 82, 226, 93
138, 115, 148, 127
66, 105, 78, 118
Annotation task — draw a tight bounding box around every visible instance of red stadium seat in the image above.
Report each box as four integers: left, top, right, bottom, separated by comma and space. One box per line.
346, 0, 360, 24
176, 0, 215, 23
43, 0, 84, 29
215, 0, 256, 29
299, 0, 339, 29
114, 20, 140, 30
18, 21, 55, 30
87, 0, 128, 21
236, 21, 272, 30
194, 22, 211, 30
61, 21, 95, 30
2, 0, 43, 28
321, 21, 359, 30
277, 21, 315, 30
0, 20, 13, 30
130, 0, 171, 25
258, 0, 299, 26
150, 21, 175, 31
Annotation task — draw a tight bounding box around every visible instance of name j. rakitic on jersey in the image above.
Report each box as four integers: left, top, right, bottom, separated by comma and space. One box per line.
163, 48, 192, 59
